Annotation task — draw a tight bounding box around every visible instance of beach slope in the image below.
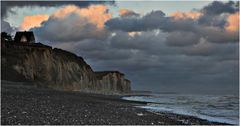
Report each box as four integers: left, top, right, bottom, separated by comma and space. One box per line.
1, 81, 228, 125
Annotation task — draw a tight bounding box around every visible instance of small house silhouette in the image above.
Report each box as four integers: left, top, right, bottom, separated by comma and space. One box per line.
14, 31, 35, 43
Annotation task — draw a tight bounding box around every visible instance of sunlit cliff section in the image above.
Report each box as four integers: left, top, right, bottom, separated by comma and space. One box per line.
1, 41, 131, 94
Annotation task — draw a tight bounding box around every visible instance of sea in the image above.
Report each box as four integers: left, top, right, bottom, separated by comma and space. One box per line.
122, 93, 239, 124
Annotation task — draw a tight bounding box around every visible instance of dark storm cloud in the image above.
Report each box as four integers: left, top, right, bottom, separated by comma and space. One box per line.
1, 1, 114, 18
51, 27, 238, 94
52, 39, 132, 62
52, 29, 238, 71
105, 1, 239, 44
197, 13, 228, 28
198, 1, 238, 27
165, 31, 200, 46
105, 10, 168, 32
182, 40, 239, 61
198, 26, 239, 43
110, 31, 167, 50
105, 10, 200, 33
201, 1, 238, 15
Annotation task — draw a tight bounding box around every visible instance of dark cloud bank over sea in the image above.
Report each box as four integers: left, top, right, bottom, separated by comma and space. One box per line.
2, 1, 239, 94
1, 1, 114, 18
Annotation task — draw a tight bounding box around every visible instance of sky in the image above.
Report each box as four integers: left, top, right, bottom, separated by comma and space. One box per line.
1, 1, 239, 94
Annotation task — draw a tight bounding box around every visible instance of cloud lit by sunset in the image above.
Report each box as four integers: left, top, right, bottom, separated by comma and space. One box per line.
225, 12, 239, 32
170, 11, 202, 20
19, 14, 49, 31
119, 8, 139, 17
52, 5, 112, 29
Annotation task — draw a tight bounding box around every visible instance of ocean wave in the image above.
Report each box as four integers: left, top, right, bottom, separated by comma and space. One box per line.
122, 93, 239, 124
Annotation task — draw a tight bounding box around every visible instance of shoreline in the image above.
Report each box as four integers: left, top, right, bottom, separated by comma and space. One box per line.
121, 96, 237, 125
1, 81, 230, 125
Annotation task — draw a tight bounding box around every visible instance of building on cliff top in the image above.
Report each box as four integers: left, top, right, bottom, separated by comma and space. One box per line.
14, 31, 35, 43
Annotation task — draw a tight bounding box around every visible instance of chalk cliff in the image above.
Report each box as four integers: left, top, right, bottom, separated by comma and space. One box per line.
95, 71, 131, 93
1, 42, 131, 93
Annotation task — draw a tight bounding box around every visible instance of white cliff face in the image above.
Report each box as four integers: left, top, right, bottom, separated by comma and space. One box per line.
2, 43, 131, 93
95, 72, 131, 93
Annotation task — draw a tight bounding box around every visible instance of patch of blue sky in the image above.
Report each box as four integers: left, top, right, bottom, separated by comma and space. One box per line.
5, 6, 58, 28
108, 1, 211, 17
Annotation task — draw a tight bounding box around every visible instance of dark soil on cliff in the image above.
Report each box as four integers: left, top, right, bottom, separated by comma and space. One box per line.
1, 81, 229, 125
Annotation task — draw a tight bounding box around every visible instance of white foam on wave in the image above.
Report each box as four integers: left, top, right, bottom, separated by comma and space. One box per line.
137, 105, 238, 125
122, 94, 239, 125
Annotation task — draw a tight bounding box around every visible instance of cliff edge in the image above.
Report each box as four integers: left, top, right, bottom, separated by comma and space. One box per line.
1, 42, 131, 94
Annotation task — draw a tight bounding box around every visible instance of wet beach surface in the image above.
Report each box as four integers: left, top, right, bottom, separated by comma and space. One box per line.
1, 81, 230, 125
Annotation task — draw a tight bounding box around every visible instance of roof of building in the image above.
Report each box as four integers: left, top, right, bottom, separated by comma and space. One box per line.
14, 31, 35, 43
